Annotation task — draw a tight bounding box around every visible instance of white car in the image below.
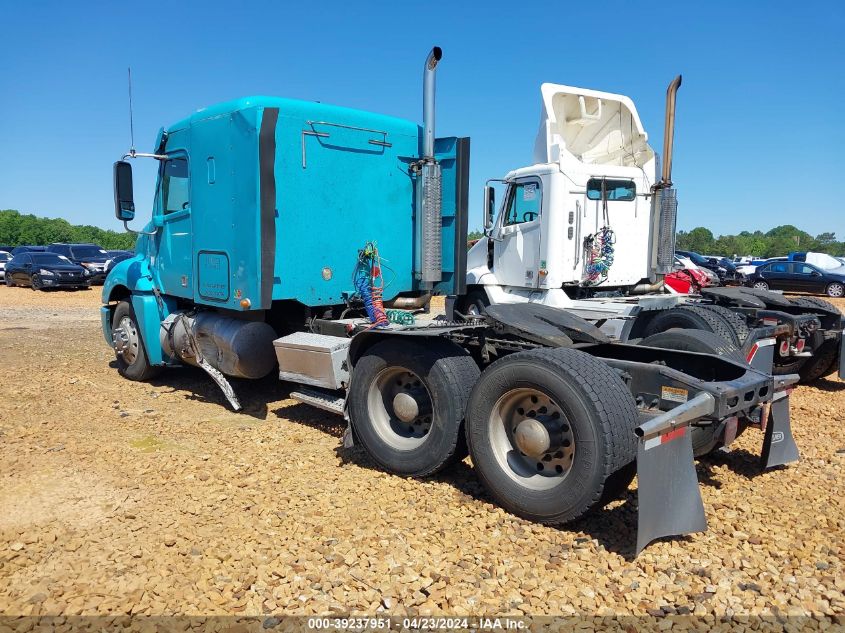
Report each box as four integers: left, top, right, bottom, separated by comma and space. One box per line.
0, 250, 10, 280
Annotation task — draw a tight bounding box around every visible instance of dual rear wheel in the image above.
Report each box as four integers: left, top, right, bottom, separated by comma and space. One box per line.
349, 340, 639, 523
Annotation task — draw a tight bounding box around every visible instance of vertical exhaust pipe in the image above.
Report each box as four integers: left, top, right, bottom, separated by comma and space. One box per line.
418, 47, 443, 286
659, 75, 682, 187
422, 46, 442, 159
649, 75, 682, 277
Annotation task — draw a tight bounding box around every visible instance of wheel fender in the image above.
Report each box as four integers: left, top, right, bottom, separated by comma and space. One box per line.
101, 255, 153, 303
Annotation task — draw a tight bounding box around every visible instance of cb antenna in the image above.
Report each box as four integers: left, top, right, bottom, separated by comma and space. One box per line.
127, 67, 136, 157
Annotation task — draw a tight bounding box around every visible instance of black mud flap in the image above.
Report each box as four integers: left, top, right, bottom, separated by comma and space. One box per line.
761, 390, 799, 468
634, 392, 713, 554
840, 331, 845, 380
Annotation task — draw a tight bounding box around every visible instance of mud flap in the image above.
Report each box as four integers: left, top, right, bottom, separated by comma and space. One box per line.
839, 330, 845, 379
761, 390, 799, 468
634, 392, 713, 554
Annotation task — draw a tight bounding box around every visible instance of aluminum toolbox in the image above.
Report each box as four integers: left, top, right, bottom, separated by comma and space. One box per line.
273, 332, 350, 390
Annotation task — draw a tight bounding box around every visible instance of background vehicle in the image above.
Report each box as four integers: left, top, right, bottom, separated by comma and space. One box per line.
104, 249, 135, 273
0, 251, 10, 280
736, 256, 786, 277
748, 260, 845, 297
10, 245, 47, 255
676, 254, 720, 285
5, 252, 90, 290
102, 48, 799, 552
46, 243, 110, 284
459, 79, 843, 383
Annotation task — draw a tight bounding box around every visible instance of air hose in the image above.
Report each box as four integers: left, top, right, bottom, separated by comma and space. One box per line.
354, 242, 390, 328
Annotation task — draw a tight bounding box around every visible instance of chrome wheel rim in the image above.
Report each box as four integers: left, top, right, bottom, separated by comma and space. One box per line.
488, 388, 575, 491
829, 284, 844, 297
367, 367, 433, 450
113, 315, 140, 365
753, 282, 768, 290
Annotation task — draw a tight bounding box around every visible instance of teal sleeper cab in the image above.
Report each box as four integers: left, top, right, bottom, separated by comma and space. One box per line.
113, 97, 467, 315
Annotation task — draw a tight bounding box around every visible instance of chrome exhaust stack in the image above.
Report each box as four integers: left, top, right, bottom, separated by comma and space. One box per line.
649, 75, 682, 277
660, 75, 683, 187
418, 46, 444, 287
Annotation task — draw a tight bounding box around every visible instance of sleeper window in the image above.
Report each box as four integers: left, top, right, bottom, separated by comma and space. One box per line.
161, 158, 190, 214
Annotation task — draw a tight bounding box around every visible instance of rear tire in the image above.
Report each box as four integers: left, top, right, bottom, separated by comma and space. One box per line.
826, 283, 844, 298
465, 347, 638, 524
640, 329, 746, 457
112, 301, 160, 382
753, 281, 770, 291
788, 297, 842, 382
643, 304, 741, 346
348, 338, 480, 477
698, 304, 750, 345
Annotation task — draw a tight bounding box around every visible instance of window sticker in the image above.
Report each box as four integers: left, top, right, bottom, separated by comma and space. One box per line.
523, 183, 537, 201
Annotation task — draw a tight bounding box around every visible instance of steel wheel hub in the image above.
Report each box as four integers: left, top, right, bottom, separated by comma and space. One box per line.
489, 388, 575, 490
113, 316, 140, 365
367, 367, 434, 450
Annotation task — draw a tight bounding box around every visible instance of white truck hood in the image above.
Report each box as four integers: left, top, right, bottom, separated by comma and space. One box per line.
533, 83, 655, 169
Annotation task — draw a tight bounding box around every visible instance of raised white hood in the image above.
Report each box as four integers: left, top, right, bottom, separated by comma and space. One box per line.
533, 83, 655, 170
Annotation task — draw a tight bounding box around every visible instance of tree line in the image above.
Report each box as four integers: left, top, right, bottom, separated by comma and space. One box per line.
0, 209, 136, 251
676, 225, 843, 259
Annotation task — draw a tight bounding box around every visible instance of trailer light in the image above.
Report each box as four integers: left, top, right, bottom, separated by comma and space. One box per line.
795, 338, 806, 353
240, 298, 251, 309
779, 340, 790, 357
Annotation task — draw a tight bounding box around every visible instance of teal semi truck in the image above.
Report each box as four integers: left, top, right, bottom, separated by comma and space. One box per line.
103, 48, 799, 552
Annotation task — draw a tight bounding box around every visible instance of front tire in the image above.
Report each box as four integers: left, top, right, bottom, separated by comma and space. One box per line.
348, 338, 480, 477
112, 301, 160, 381
31, 274, 43, 290
826, 282, 844, 298
465, 348, 638, 524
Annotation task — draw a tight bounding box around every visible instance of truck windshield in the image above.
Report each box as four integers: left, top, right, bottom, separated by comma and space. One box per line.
71, 245, 107, 259
586, 178, 635, 201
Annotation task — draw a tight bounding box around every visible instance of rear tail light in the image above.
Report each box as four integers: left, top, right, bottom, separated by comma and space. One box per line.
779, 340, 790, 357
795, 338, 806, 353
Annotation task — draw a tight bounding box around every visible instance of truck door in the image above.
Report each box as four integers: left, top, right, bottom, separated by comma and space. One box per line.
492, 178, 542, 288
151, 153, 193, 298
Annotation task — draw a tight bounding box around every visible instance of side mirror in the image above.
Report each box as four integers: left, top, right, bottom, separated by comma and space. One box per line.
113, 161, 135, 221
483, 185, 495, 234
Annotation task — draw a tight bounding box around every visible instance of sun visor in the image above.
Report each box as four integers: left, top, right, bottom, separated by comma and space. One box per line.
532, 83, 655, 169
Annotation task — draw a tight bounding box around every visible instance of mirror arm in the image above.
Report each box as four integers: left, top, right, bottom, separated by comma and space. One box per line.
122, 151, 168, 161
123, 220, 157, 236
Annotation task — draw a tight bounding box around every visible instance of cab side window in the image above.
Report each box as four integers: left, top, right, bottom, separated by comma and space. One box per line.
503, 181, 541, 226
161, 158, 190, 214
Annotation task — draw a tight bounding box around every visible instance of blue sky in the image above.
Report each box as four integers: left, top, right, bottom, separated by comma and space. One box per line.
1, 1, 842, 238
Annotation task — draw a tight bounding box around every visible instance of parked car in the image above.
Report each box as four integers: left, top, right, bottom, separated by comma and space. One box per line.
0, 245, 14, 254
676, 254, 720, 286
10, 245, 48, 255
736, 257, 787, 277
665, 257, 713, 293
0, 251, 10, 280
675, 250, 743, 284
46, 243, 111, 284
104, 249, 135, 272
4, 252, 91, 290
747, 260, 845, 297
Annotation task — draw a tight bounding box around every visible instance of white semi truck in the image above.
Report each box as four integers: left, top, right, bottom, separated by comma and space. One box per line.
457, 79, 844, 386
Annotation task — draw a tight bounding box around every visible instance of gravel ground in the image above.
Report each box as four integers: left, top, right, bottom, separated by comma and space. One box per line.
1, 286, 844, 622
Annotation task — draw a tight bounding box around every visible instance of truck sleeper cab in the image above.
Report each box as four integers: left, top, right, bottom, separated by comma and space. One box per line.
103, 48, 800, 553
